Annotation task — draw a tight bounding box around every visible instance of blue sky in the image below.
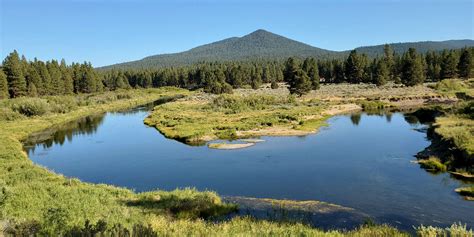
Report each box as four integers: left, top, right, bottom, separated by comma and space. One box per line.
1, 0, 473, 66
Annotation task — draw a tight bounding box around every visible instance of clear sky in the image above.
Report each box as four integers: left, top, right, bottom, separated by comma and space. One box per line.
1, 0, 473, 67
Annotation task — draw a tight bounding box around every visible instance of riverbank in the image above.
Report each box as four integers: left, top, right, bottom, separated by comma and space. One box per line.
0, 88, 409, 236
413, 79, 474, 200
1, 87, 472, 235
0, 88, 235, 234
144, 82, 457, 147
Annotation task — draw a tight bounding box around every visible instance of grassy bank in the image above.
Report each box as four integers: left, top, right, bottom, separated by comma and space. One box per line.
413, 79, 474, 200
0, 87, 471, 235
0, 88, 235, 234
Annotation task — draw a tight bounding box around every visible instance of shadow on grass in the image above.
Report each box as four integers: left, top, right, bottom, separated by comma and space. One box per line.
123, 189, 238, 219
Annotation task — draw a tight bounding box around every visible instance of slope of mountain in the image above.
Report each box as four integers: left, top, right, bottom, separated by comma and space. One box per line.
355, 40, 474, 56
101, 30, 474, 69
102, 30, 339, 69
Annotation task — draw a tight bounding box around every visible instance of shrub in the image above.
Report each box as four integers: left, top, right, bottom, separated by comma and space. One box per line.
416, 223, 473, 237
10, 98, 49, 116
0, 107, 24, 121
434, 79, 467, 93
47, 96, 79, 114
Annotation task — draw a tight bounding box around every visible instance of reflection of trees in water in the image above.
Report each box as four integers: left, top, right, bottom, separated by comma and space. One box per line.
350, 114, 361, 126
24, 115, 105, 153
403, 115, 420, 125
385, 113, 392, 123
350, 112, 393, 125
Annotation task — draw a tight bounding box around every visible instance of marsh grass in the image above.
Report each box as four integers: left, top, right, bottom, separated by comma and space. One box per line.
433, 79, 474, 98
435, 115, 474, 157
415, 222, 474, 237
144, 94, 329, 144
417, 156, 448, 172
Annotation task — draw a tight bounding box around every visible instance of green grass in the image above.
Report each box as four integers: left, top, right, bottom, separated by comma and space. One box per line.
433, 78, 474, 98
0, 88, 237, 234
435, 115, 474, 157
0, 87, 471, 235
455, 186, 474, 199
144, 94, 332, 144
417, 156, 447, 172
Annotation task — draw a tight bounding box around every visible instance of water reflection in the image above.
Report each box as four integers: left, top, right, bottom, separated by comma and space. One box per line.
350, 114, 361, 125
23, 115, 105, 154
24, 107, 474, 231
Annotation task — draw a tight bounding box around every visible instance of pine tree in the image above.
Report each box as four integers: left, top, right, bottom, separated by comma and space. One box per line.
37, 61, 52, 95
270, 79, 279, 89
250, 68, 262, 89
302, 58, 320, 90
401, 48, 425, 86
26, 63, 43, 97
0, 70, 9, 99
283, 57, 299, 83
383, 44, 395, 80
441, 50, 458, 79
333, 61, 345, 83
47, 60, 63, 95
60, 59, 74, 94
27, 82, 38, 97
344, 50, 365, 84
458, 48, 473, 79
373, 59, 389, 86
288, 69, 311, 96
2, 50, 27, 97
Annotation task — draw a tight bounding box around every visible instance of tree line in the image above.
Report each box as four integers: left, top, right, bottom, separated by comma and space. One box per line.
0, 50, 103, 99
1, 46, 472, 99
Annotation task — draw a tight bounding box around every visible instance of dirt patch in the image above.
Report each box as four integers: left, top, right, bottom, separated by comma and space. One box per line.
208, 142, 255, 150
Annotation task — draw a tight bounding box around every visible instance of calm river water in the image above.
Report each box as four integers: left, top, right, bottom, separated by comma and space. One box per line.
25, 104, 474, 230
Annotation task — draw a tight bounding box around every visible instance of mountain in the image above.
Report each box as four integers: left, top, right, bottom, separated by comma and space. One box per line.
355, 40, 474, 56
101, 30, 474, 69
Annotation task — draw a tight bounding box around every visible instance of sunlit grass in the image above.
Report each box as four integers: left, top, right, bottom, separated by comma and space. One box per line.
144, 94, 331, 144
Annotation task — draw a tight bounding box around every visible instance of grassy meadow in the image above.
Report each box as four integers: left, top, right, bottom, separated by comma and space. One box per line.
0, 85, 473, 235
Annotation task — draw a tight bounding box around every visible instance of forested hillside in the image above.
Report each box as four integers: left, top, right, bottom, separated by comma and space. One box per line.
2, 46, 472, 99
102, 30, 338, 69
101, 30, 474, 69
355, 40, 474, 57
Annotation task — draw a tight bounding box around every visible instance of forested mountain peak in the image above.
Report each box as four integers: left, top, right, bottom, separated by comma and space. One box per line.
102, 29, 336, 69
101, 30, 473, 70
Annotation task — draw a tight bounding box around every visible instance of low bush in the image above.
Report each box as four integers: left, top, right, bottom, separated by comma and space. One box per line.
434, 79, 467, 92
0, 107, 24, 121
47, 96, 79, 114
415, 223, 473, 237
10, 98, 49, 116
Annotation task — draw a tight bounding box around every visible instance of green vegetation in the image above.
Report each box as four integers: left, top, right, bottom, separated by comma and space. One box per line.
3, 45, 473, 99
417, 156, 447, 172
102, 29, 474, 69
144, 94, 334, 144
0, 88, 236, 234
415, 223, 473, 236
455, 187, 474, 199
0, 88, 472, 235
435, 115, 474, 157
433, 78, 474, 98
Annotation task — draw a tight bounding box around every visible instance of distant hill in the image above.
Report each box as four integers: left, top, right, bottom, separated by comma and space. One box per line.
355, 40, 474, 57
101, 30, 474, 69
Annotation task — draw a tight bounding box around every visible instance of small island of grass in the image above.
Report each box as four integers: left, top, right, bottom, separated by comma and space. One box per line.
144, 92, 361, 145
